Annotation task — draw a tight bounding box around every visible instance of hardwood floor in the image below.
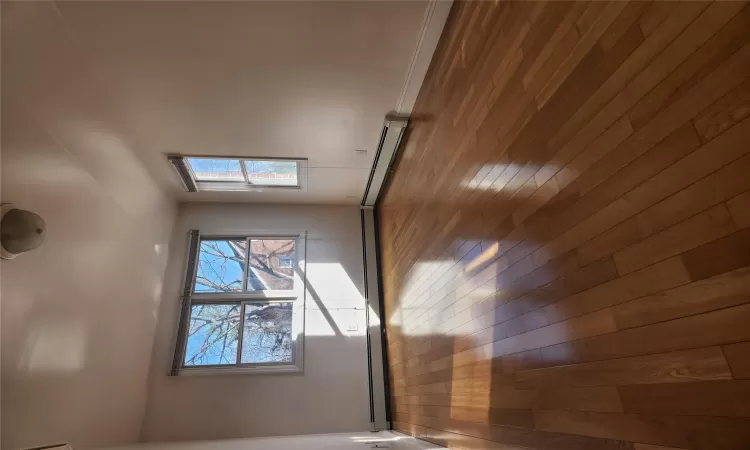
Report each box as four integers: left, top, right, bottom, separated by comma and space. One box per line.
377, 1, 750, 449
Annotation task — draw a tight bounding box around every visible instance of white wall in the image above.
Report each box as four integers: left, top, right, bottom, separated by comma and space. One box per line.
141, 204, 371, 442
0, 88, 176, 450
6, 0, 431, 206
2, 4, 178, 449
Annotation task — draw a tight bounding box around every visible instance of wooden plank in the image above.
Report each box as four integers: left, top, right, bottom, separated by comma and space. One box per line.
723, 342, 750, 379
619, 380, 750, 417
488, 388, 538, 410
380, 2, 750, 448
629, 5, 750, 131
410, 404, 535, 429
404, 412, 637, 450
396, 359, 496, 387
612, 203, 737, 275
502, 307, 550, 338
536, 1, 629, 108
488, 407, 535, 429
727, 189, 750, 229
401, 374, 513, 395
681, 228, 750, 280
461, 308, 617, 362
576, 1, 608, 36
634, 444, 688, 450
535, 122, 701, 247
543, 257, 691, 323
534, 409, 750, 450
555, 115, 634, 192
561, 28, 750, 214
536, 386, 624, 413
693, 77, 750, 142
516, 347, 731, 388
500, 349, 545, 374
579, 152, 750, 266
542, 303, 750, 367
485, 250, 580, 314
544, 0, 711, 171
599, 1, 650, 52
631, 154, 750, 238
422, 255, 614, 356
522, 2, 586, 89
612, 266, 750, 329
394, 420, 528, 450
638, 1, 674, 37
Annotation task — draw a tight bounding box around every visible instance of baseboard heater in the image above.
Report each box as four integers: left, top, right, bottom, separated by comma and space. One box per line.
361, 115, 409, 207
360, 114, 408, 431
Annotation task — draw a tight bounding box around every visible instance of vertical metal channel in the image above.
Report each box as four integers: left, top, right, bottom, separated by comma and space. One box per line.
361, 208, 390, 430
361, 122, 389, 430
361, 208, 377, 430
360, 116, 408, 430
371, 206, 392, 428
171, 229, 200, 375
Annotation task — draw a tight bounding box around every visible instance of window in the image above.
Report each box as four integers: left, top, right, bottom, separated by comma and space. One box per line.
167, 156, 306, 192
187, 158, 244, 182
277, 255, 293, 269
244, 160, 298, 186
173, 232, 306, 375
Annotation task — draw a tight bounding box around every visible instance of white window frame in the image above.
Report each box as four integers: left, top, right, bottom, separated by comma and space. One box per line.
172, 230, 307, 376
167, 155, 308, 193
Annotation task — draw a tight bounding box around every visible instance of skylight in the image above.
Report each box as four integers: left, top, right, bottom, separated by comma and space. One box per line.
168, 156, 304, 192
187, 158, 244, 182
243, 160, 298, 186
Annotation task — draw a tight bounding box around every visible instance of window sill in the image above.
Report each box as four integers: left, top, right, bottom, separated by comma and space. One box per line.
175, 364, 303, 376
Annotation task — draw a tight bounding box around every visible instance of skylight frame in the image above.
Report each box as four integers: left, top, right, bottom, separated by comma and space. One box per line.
168, 155, 306, 192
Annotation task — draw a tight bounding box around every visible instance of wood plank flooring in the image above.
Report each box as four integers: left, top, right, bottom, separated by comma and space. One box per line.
377, 1, 750, 449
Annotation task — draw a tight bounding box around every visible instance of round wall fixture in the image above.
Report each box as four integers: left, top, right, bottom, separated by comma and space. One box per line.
1, 203, 46, 259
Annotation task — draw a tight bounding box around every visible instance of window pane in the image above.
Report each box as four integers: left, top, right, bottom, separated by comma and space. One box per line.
244, 160, 298, 186
241, 302, 293, 363
195, 240, 245, 292
247, 239, 295, 290
187, 158, 244, 181
184, 304, 240, 366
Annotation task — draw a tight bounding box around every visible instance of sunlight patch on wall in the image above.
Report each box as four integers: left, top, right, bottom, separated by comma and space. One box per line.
368, 304, 381, 327
305, 307, 367, 337
304, 308, 337, 336
464, 242, 499, 272
304, 262, 366, 337
389, 259, 451, 327
306, 262, 363, 308
461, 163, 550, 192
390, 239, 515, 338
19, 320, 87, 373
